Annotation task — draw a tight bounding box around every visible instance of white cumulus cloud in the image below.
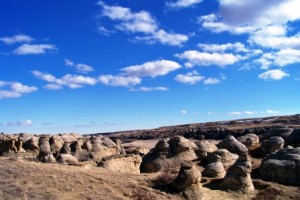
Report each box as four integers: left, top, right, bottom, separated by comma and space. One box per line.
13, 44, 57, 55
174, 71, 204, 84
198, 42, 248, 52
0, 81, 38, 99
258, 69, 290, 80
203, 78, 220, 85
98, 1, 188, 46
176, 50, 239, 67
0, 120, 33, 126
121, 60, 181, 78
0, 34, 34, 45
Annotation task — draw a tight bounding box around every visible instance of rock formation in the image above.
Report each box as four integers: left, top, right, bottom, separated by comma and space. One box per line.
217, 136, 248, 155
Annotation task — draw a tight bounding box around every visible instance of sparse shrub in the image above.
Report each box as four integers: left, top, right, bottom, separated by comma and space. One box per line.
155, 169, 177, 185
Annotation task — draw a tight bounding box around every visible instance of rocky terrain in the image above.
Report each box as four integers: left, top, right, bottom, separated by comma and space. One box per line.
0, 114, 300, 199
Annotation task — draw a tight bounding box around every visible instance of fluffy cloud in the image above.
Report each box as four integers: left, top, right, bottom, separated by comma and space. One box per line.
258, 69, 290, 80
198, 42, 248, 52
174, 71, 204, 84
121, 60, 181, 78
130, 86, 169, 92
176, 50, 239, 67
98, 1, 188, 46
98, 75, 141, 87
266, 109, 281, 114
65, 59, 94, 73
0, 34, 33, 45
166, 0, 203, 9
203, 78, 220, 85
0, 81, 38, 99
274, 48, 300, 67
0, 120, 33, 126
32, 71, 96, 89
218, 0, 300, 27
13, 44, 57, 55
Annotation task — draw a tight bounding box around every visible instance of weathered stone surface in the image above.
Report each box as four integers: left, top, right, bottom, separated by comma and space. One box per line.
172, 163, 205, 200
38, 135, 52, 162
217, 136, 248, 155
221, 153, 254, 192
203, 161, 226, 178
132, 146, 150, 156
263, 127, 293, 140
57, 154, 79, 165
260, 136, 284, 154
194, 140, 217, 159
207, 149, 239, 170
140, 136, 199, 173
237, 134, 260, 151
99, 154, 142, 174
286, 129, 300, 147
260, 147, 300, 186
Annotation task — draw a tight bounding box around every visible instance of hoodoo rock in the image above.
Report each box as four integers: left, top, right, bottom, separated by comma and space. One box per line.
172, 163, 205, 200
140, 136, 199, 173
207, 149, 239, 170
203, 161, 226, 178
194, 140, 218, 159
260, 136, 284, 154
221, 153, 254, 192
38, 135, 52, 162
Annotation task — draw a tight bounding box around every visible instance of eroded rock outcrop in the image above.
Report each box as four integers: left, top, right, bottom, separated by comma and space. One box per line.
221, 153, 254, 192
203, 161, 226, 178
237, 134, 260, 151
260, 136, 284, 154
172, 163, 205, 200
207, 149, 239, 170
140, 136, 199, 173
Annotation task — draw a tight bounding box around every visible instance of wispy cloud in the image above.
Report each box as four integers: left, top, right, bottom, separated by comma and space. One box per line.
0, 120, 33, 126
0, 81, 38, 99
180, 110, 187, 115
13, 44, 57, 55
65, 59, 94, 74
98, 1, 188, 46
203, 78, 220, 85
166, 0, 203, 9
266, 109, 281, 114
130, 86, 169, 92
0, 34, 34, 45
32, 71, 96, 89
98, 75, 141, 87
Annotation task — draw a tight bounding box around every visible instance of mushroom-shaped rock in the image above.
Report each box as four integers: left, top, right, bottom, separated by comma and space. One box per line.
195, 140, 218, 159
217, 136, 248, 155
140, 136, 199, 173
98, 154, 142, 174
237, 134, 260, 151
207, 149, 239, 170
172, 163, 205, 200
260, 147, 300, 186
221, 153, 254, 192
260, 136, 284, 154
203, 161, 226, 178
38, 135, 52, 162
49, 135, 64, 155
60, 142, 72, 155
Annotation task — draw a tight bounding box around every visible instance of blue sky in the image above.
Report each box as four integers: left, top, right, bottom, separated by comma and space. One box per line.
1, 0, 300, 134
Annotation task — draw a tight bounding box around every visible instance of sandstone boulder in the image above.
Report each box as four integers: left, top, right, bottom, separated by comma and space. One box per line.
172, 163, 205, 200
237, 134, 260, 151
38, 135, 52, 162
140, 136, 199, 173
194, 140, 217, 159
260, 147, 300, 185
260, 136, 284, 154
203, 161, 226, 178
217, 136, 248, 155
57, 154, 79, 165
286, 129, 300, 147
207, 149, 239, 170
99, 154, 142, 174
221, 153, 254, 192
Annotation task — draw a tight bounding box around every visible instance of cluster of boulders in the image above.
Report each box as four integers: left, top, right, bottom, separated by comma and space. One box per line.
0, 133, 141, 174
1, 126, 299, 198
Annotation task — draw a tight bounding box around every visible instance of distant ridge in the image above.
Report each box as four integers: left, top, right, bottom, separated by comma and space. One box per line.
91, 114, 300, 140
